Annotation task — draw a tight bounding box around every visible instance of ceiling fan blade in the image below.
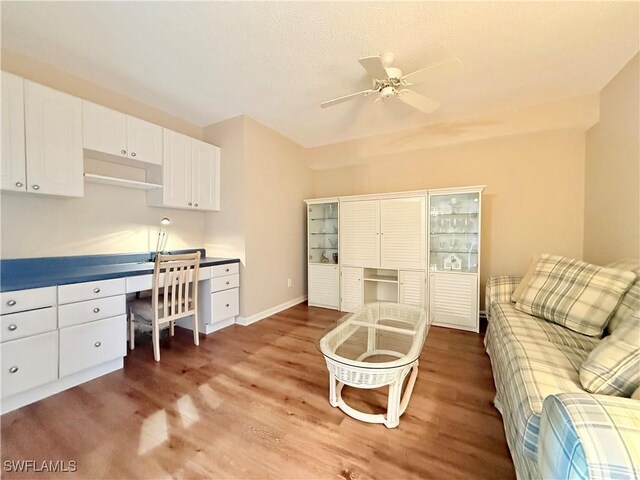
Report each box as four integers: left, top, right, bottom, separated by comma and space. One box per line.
401, 58, 464, 85
320, 89, 374, 108
397, 90, 440, 114
358, 56, 389, 80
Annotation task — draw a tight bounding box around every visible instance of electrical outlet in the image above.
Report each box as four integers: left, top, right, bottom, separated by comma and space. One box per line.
287, 278, 292, 288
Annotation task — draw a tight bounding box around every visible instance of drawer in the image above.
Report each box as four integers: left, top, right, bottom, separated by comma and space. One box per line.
0, 331, 58, 399
0, 287, 57, 315
0, 307, 57, 343
59, 315, 126, 378
212, 263, 239, 278
126, 267, 210, 293
211, 274, 239, 293
58, 295, 126, 329
58, 278, 125, 304
211, 288, 239, 323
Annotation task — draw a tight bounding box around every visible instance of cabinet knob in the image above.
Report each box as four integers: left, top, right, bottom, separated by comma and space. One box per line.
194, 203, 198, 207
130, 152, 136, 157
9, 366, 18, 374
15, 181, 23, 188
7, 300, 16, 307
94, 341, 102, 348
121, 149, 127, 155
225, 303, 230, 307
225, 281, 230, 285
32, 185, 40, 190
93, 288, 101, 293
225, 268, 229, 272
93, 307, 100, 313
8, 324, 17, 331
188, 202, 192, 206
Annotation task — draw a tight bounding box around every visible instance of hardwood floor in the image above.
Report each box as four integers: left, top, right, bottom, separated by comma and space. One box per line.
1, 303, 515, 479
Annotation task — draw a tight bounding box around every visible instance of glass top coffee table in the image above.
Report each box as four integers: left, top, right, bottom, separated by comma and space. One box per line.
317, 302, 431, 428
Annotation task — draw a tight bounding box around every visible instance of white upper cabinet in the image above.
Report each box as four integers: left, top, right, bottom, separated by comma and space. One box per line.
380, 197, 426, 269
24, 80, 83, 197
82, 101, 127, 158
191, 139, 220, 210
126, 116, 162, 165
148, 129, 220, 211
1, 72, 26, 192
340, 200, 380, 267
340, 195, 425, 269
82, 101, 162, 166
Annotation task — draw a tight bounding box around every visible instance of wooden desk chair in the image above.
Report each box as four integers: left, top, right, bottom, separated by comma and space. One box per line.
128, 252, 201, 361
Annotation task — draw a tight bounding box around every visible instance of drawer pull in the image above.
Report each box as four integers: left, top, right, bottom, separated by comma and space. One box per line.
93, 307, 100, 313
7, 300, 16, 307
93, 288, 101, 293
9, 366, 18, 374
8, 324, 17, 331
94, 341, 102, 348
226, 303, 230, 308
225, 268, 230, 272
225, 281, 230, 285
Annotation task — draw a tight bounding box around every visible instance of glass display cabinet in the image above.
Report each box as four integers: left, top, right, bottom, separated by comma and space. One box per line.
305, 198, 340, 310
428, 186, 484, 332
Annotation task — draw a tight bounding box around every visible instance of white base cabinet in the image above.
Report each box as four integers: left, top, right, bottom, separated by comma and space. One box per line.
308, 264, 339, 309
429, 272, 479, 331
340, 266, 363, 312
399, 270, 426, 308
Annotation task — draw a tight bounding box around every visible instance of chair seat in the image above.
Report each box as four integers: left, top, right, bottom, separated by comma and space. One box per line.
129, 296, 194, 323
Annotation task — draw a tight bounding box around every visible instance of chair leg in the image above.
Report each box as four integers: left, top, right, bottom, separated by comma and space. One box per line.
170, 320, 175, 337
128, 307, 135, 350
152, 321, 160, 362
193, 313, 199, 346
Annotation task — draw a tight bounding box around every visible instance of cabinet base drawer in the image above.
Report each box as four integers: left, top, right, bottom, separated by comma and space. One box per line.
212, 263, 239, 278
211, 288, 239, 323
211, 274, 239, 293
59, 315, 126, 377
0, 286, 57, 315
1, 331, 58, 399
58, 295, 125, 328
59, 278, 125, 304
1, 307, 57, 343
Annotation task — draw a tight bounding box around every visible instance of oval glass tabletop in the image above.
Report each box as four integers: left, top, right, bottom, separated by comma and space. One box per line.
317, 302, 432, 370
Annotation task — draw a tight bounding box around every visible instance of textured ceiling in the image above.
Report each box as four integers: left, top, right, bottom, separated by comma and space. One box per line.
2, 1, 638, 147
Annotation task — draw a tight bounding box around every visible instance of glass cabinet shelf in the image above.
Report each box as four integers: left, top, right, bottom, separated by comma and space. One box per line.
308, 201, 339, 265
310, 232, 338, 235
310, 217, 338, 221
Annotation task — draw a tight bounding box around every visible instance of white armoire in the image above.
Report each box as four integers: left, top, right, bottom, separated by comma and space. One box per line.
305, 186, 484, 332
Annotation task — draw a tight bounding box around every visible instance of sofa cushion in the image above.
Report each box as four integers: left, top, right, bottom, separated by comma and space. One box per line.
606, 260, 640, 334
486, 303, 594, 463
511, 254, 540, 303
580, 312, 640, 397
515, 254, 637, 337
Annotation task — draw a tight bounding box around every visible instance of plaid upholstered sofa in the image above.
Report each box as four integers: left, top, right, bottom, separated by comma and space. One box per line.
484, 259, 640, 480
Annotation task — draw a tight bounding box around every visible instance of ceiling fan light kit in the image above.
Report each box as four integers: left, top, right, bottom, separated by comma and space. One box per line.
321, 52, 463, 114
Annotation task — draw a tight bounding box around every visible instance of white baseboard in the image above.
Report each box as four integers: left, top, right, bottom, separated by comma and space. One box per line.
236, 295, 307, 326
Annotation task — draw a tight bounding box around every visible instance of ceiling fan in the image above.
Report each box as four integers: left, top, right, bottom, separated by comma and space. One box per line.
321, 52, 463, 114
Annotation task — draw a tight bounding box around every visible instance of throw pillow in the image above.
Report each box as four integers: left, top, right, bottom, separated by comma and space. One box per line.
605, 260, 640, 333
580, 312, 640, 396
511, 254, 541, 303
515, 254, 637, 337
632, 385, 640, 400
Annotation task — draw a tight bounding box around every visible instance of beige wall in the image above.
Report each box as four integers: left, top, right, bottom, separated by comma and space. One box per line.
584, 53, 640, 265
311, 129, 587, 300
203, 116, 314, 318
1, 52, 207, 259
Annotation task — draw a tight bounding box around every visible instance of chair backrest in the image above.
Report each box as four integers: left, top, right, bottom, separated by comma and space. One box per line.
152, 251, 201, 324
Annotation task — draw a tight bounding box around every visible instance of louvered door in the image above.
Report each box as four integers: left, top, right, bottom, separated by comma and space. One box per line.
308, 265, 339, 309
399, 270, 426, 307
340, 267, 363, 312
340, 200, 380, 267
429, 272, 478, 331
380, 196, 426, 269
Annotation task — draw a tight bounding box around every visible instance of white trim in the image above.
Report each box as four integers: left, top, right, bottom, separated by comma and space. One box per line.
1, 358, 123, 414
235, 295, 307, 326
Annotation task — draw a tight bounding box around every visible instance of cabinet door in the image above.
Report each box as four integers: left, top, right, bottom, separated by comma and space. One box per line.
82, 101, 127, 158
191, 140, 220, 211
24, 81, 83, 197
162, 129, 192, 208
380, 196, 426, 269
309, 264, 339, 309
429, 272, 478, 331
126, 116, 162, 165
340, 200, 380, 267
340, 266, 363, 312
1, 72, 27, 192
399, 270, 426, 307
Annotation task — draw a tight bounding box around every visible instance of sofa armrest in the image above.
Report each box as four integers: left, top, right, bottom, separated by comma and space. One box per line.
538, 393, 640, 480
485, 276, 521, 320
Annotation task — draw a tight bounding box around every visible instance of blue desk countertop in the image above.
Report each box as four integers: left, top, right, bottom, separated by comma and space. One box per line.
0, 249, 240, 292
